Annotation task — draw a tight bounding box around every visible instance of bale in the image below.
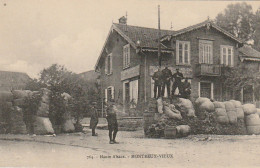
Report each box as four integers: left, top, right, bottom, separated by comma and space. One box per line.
247, 125, 260, 135
10, 106, 27, 134
157, 98, 163, 114
217, 116, 229, 124
242, 104, 257, 115
215, 108, 227, 116
62, 119, 75, 133
225, 101, 235, 111
187, 109, 196, 117
245, 114, 260, 126
0, 91, 13, 102
177, 98, 196, 117
236, 107, 244, 119
256, 108, 260, 116
34, 116, 54, 135
195, 97, 210, 106
229, 100, 242, 108
226, 110, 237, 124
213, 101, 225, 109
176, 125, 190, 137
12, 90, 32, 99
200, 101, 214, 112
13, 98, 25, 107
164, 105, 182, 120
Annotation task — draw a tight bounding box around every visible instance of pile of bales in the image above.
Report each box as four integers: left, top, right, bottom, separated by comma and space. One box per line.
0, 89, 75, 135
144, 97, 260, 138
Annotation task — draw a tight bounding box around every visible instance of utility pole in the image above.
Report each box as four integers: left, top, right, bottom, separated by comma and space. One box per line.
158, 5, 161, 67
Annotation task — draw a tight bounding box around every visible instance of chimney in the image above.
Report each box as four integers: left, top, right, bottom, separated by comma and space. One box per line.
118, 16, 127, 24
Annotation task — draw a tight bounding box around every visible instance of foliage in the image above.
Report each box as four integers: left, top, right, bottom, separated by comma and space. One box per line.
215, 2, 255, 42
252, 8, 260, 51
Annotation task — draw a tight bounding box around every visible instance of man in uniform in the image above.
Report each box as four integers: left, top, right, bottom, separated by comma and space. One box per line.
106, 100, 119, 144
152, 67, 162, 98
90, 102, 99, 136
182, 78, 191, 99
161, 66, 172, 97
172, 68, 184, 96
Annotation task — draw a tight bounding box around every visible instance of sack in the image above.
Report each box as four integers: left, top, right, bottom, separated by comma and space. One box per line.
0, 91, 13, 102
177, 98, 195, 117
200, 101, 214, 112
176, 125, 190, 137
229, 100, 242, 108
34, 116, 54, 135
256, 108, 260, 116
242, 104, 257, 115
62, 119, 75, 133
164, 105, 182, 120
12, 90, 32, 99
226, 110, 237, 124
215, 108, 227, 116
217, 116, 229, 124
195, 97, 210, 106
245, 114, 260, 126
236, 107, 244, 119
247, 125, 260, 135
225, 101, 235, 111
164, 126, 177, 139
157, 98, 163, 114
13, 98, 25, 107
187, 108, 196, 117
10, 106, 27, 134
213, 101, 225, 109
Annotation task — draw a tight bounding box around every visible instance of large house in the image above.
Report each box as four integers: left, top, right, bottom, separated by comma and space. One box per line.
94, 17, 260, 116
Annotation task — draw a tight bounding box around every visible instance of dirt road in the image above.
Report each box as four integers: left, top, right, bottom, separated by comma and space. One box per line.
0, 130, 260, 168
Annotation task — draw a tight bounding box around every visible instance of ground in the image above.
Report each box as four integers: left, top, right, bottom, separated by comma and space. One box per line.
1, 129, 260, 168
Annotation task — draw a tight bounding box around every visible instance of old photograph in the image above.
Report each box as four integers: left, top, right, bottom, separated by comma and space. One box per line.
1, 0, 260, 167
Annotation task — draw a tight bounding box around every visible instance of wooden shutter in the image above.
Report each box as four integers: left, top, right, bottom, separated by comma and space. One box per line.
220, 46, 223, 64
105, 88, 108, 102
111, 86, 115, 100
128, 45, 130, 66
105, 56, 108, 74
110, 54, 113, 74
231, 47, 234, 67
188, 42, 191, 64
199, 42, 202, 64
176, 41, 179, 65
210, 45, 213, 64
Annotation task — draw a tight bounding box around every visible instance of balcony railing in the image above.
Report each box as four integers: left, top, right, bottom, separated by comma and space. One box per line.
195, 64, 221, 76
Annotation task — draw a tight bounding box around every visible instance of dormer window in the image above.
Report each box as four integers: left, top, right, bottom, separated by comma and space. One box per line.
123, 44, 130, 69
176, 40, 190, 65
220, 45, 234, 67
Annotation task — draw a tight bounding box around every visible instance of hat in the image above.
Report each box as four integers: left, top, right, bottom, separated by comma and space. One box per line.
176, 68, 179, 71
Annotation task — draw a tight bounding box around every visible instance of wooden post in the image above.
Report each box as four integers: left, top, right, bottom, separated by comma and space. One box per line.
241, 87, 244, 103
158, 5, 161, 67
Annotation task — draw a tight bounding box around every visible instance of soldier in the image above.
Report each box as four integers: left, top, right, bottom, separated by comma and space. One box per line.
106, 101, 119, 144
161, 66, 172, 97
182, 78, 191, 99
152, 67, 163, 98
172, 68, 184, 96
90, 102, 99, 136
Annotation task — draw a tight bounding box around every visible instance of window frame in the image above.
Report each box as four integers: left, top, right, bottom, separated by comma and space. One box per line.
199, 40, 213, 64
176, 40, 190, 65
220, 45, 234, 67
123, 44, 131, 69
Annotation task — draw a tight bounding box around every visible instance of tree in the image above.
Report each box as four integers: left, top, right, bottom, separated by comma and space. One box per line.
252, 8, 260, 50
215, 2, 255, 42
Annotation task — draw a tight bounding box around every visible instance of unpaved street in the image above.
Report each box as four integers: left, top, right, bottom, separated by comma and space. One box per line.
1, 130, 260, 168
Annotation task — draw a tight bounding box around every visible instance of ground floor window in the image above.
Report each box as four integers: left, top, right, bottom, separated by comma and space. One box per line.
123, 79, 138, 116
105, 86, 114, 102
199, 81, 213, 99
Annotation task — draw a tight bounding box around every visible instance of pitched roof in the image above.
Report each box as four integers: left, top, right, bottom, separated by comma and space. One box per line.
113, 23, 175, 49
239, 45, 260, 62
0, 71, 31, 91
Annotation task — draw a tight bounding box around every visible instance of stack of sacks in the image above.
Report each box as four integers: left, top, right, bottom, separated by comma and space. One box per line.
195, 97, 214, 113
12, 90, 32, 107
0, 91, 13, 106
213, 101, 229, 124
163, 101, 182, 120
224, 101, 237, 124
230, 100, 244, 119
10, 106, 27, 134
157, 98, 163, 114
34, 116, 54, 134
176, 98, 196, 117
61, 92, 75, 133
37, 89, 50, 117
243, 104, 260, 134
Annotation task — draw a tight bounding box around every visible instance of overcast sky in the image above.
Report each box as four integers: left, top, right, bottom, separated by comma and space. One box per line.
0, 0, 259, 78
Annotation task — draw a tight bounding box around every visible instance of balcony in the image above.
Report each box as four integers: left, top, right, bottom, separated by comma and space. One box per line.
195, 64, 221, 76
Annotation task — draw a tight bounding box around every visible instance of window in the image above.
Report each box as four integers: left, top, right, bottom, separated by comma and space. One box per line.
123, 44, 130, 69
176, 41, 190, 65
199, 40, 213, 64
105, 86, 114, 102
199, 81, 214, 99
105, 53, 112, 75
221, 45, 234, 67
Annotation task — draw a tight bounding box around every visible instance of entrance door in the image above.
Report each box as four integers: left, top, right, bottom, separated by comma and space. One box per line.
124, 82, 130, 112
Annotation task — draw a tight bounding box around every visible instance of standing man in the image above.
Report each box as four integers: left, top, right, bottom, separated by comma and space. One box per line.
106, 100, 119, 144
161, 66, 172, 97
182, 78, 191, 99
172, 68, 184, 96
90, 102, 99, 136
152, 67, 163, 99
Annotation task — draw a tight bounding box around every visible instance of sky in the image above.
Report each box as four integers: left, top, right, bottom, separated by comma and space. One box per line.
0, 0, 260, 78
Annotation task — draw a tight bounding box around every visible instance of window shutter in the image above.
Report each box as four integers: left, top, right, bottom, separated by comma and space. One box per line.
105, 88, 108, 102
210, 45, 213, 64
188, 42, 191, 64
111, 86, 115, 100
128, 45, 130, 66
199, 43, 202, 64
220, 46, 223, 64
176, 41, 179, 65
105, 56, 108, 74
110, 54, 113, 74
231, 47, 234, 67
123, 46, 125, 68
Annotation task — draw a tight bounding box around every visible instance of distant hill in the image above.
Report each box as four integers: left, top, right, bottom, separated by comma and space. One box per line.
0, 71, 31, 91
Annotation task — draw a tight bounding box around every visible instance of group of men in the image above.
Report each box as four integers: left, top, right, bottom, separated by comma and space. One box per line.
152, 66, 191, 99
90, 101, 119, 144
